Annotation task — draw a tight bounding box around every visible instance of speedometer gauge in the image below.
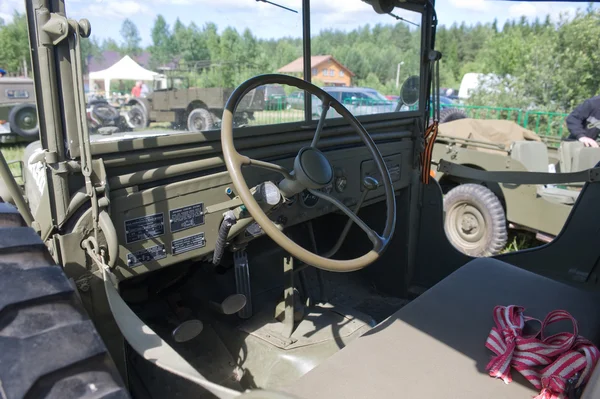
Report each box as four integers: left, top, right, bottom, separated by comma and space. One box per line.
301, 190, 319, 208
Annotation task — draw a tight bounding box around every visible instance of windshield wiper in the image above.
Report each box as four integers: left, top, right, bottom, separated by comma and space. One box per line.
256, 0, 298, 13
388, 12, 419, 27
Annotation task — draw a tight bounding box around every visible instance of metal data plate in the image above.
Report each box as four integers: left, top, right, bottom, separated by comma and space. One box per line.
127, 244, 167, 267
170, 203, 204, 233
125, 213, 165, 244
172, 233, 206, 255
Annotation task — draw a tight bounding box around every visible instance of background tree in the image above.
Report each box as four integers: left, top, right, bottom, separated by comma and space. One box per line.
0, 12, 31, 76
119, 18, 142, 56
149, 15, 173, 69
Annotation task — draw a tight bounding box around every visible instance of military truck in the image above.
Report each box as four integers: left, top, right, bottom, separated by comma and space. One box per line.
126, 73, 266, 131
1, 1, 600, 399
0, 77, 39, 143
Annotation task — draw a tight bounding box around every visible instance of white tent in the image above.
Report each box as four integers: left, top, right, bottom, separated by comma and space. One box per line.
88, 55, 158, 94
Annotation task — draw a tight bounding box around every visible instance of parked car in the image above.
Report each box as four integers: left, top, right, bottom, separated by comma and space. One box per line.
0, 77, 39, 143
320, 86, 399, 117
286, 90, 306, 110
264, 84, 288, 110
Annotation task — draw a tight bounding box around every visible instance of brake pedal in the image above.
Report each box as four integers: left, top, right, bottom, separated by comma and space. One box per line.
234, 250, 252, 319
172, 319, 204, 343
210, 294, 247, 315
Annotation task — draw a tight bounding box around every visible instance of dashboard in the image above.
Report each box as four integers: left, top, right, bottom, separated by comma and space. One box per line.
110, 141, 411, 279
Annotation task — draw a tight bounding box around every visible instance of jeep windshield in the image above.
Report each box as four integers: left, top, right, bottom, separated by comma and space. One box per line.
78, 0, 422, 151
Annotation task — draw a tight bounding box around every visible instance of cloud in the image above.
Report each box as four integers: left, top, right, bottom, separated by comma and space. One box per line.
0, 13, 13, 23
508, 2, 577, 21
448, 0, 489, 12
76, 0, 151, 20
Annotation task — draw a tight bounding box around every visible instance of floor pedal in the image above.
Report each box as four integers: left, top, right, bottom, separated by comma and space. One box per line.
234, 250, 252, 319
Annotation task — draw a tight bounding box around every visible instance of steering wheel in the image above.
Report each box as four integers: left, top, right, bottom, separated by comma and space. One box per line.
221, 74, 396, 272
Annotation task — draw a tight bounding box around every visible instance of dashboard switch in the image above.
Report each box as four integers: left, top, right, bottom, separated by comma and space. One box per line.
335, 176, 348, 193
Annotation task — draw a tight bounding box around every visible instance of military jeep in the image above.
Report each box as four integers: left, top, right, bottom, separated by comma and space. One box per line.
432, 118, 600, 256
1, 1, 600, 399
126, 73, 266, 132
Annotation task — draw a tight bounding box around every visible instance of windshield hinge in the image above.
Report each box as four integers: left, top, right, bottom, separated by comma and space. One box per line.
40, 12, 90, 46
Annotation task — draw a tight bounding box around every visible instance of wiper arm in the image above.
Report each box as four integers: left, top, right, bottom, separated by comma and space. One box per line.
256, 0, 298, 13
388, 12, 419, 27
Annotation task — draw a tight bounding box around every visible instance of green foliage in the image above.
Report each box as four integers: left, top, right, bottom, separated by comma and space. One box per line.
149, 15, 173, 69
0, 12, 30, 75
119, 18, 142, 56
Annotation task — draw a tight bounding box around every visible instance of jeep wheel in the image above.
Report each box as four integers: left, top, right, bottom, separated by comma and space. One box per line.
0, 203, 129, 399
438, 107, 467, 124
127, 105, 148, 129
9, 103, 39, 140
443, 184, 507, 257
187, 108, 214, 132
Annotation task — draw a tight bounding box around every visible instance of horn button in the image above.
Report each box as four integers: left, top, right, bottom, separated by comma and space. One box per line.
295, 147, 333, 189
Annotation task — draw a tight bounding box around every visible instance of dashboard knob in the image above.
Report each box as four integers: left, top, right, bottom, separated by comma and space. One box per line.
335, 176, 348, 193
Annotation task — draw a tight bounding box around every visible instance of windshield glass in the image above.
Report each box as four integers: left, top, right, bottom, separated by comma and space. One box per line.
74, 0, 420, 143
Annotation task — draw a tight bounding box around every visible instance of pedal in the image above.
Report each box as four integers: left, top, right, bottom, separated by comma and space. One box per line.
172, 319, 204, 343
234, 250, 252, 319
210, 294, 247, 315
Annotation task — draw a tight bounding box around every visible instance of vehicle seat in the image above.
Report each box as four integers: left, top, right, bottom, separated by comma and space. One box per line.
559, 141, 583, 173
282, 258, 600, 399
558, 141, 600, 173
572, 147, 600, 172
508, 141, 579, 204
510, 141, 548, 172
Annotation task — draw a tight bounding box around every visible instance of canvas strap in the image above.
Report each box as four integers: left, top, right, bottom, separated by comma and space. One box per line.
438, 159, 600, 184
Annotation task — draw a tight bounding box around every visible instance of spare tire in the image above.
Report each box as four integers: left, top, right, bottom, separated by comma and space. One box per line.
439, 107, 468, 124
91, 102, 120, 125
0, 202, 129, 399
8, 103, 39, 140
443, 184, 507, 257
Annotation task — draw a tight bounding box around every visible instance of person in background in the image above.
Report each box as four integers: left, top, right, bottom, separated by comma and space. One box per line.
566, 95, 600, 148
0, 68, 6, 77
140, 81, 149, 97
131, 81, 142, 98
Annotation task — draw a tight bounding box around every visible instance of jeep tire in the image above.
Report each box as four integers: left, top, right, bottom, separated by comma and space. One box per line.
8, 103, 39, 140
0, 202, 129, 399
443, 184, 507, 257
187, 108, 214, 132
438, 107, 468, 124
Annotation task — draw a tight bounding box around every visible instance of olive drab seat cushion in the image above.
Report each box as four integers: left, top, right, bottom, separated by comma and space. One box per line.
510, 141, 549, 173
283, 259, 600, 399
559, 141, 600, 173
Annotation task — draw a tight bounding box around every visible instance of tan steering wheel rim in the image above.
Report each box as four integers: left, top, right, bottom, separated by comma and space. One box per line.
221, 74, 396, 272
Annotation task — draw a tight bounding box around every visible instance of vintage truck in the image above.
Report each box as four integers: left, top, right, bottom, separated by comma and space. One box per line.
0, 77, 39, 143
125, 74, 266, 131
1, 1, 600, 399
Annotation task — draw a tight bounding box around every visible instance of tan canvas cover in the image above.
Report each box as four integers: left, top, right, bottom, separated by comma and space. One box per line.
437, 119, 541, 151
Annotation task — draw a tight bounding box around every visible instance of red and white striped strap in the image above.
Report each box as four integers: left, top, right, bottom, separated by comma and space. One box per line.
485, 306, 599, 399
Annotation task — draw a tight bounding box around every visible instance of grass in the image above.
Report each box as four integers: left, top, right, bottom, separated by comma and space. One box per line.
501, 231, 544, 254
0, 144, 27, 185
249, 110, 304, 126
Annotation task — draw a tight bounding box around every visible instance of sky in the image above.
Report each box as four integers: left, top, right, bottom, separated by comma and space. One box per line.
2, 0, 595, 46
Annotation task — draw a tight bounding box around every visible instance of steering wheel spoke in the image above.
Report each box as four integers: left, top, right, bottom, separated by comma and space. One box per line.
311, 100, 331, 148
307, 189, 381, 248
241, 156, 293, 180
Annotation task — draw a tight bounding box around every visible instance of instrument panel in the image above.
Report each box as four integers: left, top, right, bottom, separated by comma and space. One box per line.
110, 141, 411, 279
